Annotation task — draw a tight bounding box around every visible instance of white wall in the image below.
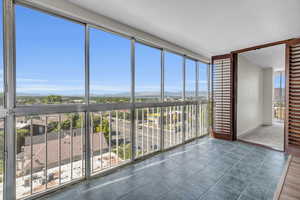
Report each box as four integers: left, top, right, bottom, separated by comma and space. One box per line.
237, 56, 264, 136
262, 68, 273, 125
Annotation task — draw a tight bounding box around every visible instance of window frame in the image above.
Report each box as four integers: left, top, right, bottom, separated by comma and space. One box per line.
2, 2, 210, 200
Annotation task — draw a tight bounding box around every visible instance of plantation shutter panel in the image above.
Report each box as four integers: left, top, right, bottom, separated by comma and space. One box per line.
211, 54, 235, 140
286, 39, 300, 156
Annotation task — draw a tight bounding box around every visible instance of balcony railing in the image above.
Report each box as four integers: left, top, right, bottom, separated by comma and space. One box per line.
273, 102, 285, 122
13, 100, 209, 199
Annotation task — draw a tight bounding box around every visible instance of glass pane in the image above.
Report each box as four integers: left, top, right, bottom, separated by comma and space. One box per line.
16, 113, 85, 199
90, 110, 131, 174
185, 59, 196, 99
274, 71, 285, 103
163, 106, 183, 148
90, 28, 131, 104
15, 6, 85, 105
164, 52, 183, 101
135, 107, 161, 157
135, 43, 161, 102
273, 71, 285, 121
199, 62, 208, 100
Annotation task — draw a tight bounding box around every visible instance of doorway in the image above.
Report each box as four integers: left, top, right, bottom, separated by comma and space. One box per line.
236, 44, 285, 151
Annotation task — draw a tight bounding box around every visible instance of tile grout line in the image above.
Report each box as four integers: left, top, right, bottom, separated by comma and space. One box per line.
197, 145, 251, 200
79, 138, 211, 193
236, 150, 273, 200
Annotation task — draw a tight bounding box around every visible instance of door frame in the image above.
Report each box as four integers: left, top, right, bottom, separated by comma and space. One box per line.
227, 38, 300, 153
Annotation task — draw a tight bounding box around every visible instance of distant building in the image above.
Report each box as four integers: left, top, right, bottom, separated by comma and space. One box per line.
274, 88, 285, 102
16, 130, 109, 176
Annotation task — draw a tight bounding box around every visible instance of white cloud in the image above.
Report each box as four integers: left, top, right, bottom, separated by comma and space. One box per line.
17, 84, 84, 93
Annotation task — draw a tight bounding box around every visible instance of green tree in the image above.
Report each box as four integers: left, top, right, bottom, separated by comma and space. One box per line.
43, 95, 62, 104
16, 128, 30, 153
61, 119, 71, 130
101, 119, 110, 143
113, 143, 131, 160
59, 113, 83, 130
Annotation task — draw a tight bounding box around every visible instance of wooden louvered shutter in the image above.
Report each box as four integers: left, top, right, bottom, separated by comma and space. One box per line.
286, 39, 300, 156
211, 54, 235, 140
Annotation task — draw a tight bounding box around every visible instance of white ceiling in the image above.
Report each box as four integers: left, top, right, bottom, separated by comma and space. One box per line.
68, 0, 300, 57
240, 44, 285, 71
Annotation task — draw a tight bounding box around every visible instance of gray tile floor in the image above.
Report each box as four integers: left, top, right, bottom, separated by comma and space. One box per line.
238, 122, 284, 151
44, 137, 288, 200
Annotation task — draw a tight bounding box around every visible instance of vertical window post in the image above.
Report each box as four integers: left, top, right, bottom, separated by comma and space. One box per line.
208, 63, 212, 133
3, 0, 16, 199
84, 24, 91, 178
183, 56, 186, 100
182, 56, 186, 143
195, 62, 199, 137
130, 38, 136, 160
160, 50, 164, 150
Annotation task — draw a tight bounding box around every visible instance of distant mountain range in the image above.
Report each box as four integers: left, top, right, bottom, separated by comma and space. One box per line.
17, 91, 208, 97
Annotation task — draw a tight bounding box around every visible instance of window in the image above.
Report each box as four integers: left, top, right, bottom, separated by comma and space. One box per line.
135, 43, 161, 102
15, 113, 85, 199
273, 71, 285, 121
164, 52, 183, 101
90, 27, 131, 104
90, 110, 131, 173
199, 62, 208, 100
15, 6, 85, 105
185, 58, 196, 99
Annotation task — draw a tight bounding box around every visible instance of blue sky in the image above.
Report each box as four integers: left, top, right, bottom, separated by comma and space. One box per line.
274, 72, 285, 89
13, 5, 208, 96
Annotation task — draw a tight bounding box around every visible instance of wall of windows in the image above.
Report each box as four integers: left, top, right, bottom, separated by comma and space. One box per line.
2, 2, 209, 200
14, 8, 207, 106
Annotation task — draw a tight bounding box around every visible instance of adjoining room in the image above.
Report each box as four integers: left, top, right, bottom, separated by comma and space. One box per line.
237, 45, 285, 151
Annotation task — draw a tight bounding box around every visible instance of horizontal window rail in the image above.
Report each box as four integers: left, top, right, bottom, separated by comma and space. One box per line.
11, 100, 209, 199
12, 101, 206, 116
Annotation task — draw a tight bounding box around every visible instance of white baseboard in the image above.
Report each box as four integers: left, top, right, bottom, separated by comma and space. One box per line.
262, 122, 273, 126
